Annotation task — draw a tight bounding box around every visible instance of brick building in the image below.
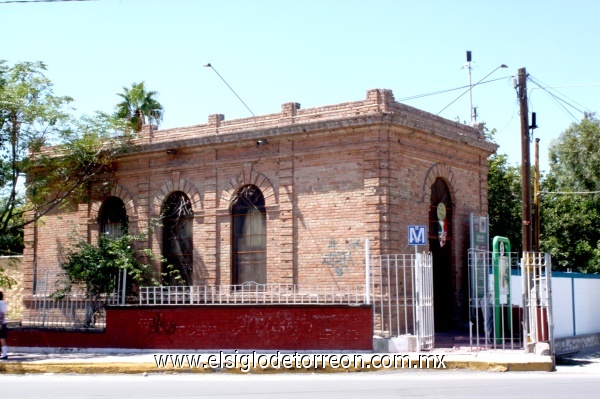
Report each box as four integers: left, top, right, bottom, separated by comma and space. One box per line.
23, 88, 497, 331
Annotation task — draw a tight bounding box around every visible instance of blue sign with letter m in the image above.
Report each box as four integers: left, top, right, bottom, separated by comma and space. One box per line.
408, 225, 427, 246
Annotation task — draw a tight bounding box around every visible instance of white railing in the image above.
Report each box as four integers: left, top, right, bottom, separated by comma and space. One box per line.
370, 252, 434, 351
25, 292, 121, 328
23, 266, 126, 328
468, 249, 522, 350
522, 252, 554, 357
370, 254, 416, 338
467, 249, 554, 354
139, 282, 367, 306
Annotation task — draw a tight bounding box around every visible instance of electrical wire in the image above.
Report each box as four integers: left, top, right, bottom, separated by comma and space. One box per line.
529, 75, 591, 112
540, 190, 600, 195
528, 76, 589, 123
0, 0, 95, 3
437, 72, 511, 116
397, 76, 508, 102
497, 102, 519, 135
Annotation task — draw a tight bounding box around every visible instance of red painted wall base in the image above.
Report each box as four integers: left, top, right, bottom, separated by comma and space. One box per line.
9, 305, 373, 351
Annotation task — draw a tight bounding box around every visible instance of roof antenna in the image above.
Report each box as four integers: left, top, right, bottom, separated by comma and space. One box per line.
466, 51, 475, 125
203, 63, 257, 123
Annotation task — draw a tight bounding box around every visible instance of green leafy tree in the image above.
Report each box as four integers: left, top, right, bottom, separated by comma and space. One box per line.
487, 151, 524, 254
540, 115, 600, 273
115, 82, 164, 132
0, 60, 131, 283
57, 225, 184, 327
56, 230, 162, 327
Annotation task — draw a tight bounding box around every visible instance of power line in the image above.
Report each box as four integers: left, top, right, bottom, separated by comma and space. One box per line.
528, 76, 592, 123
0, 0, 95, 3
397, 76, 509, 102
540, 190, 600, 195
528, 77, 593, 112
437, 68, 510, 116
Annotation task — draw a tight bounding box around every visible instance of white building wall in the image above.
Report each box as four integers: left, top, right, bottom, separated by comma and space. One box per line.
550, 277, 574, 339
573, 278, 600, 335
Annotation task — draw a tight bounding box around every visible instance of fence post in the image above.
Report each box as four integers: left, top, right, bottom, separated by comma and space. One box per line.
415, 253, 421, 352
41, 268, 48, 327
121, 268, 127, 305
545, 253, 556, 367
365, 239, 370, 305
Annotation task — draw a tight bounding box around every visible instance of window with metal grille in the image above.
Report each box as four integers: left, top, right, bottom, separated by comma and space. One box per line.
162, 191, 194, 285
231, 185, 266, 285
99, 196, 127, 238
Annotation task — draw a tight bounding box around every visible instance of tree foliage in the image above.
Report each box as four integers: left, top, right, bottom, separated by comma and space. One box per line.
115, 82, 164, 132
487, 150, 523, 254
0, 60, 136, 287
540, 115, 600, 273
56, 227, 182, 326
0, 61, 131, 253
56, 231, 160, 299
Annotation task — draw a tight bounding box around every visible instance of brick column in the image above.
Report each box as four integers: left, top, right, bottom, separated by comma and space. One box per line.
203, 149, 218, 285
278, 139, 295, 284
363, 126, 391, 255
21, 210, 36, 297
136, 159, 151, 266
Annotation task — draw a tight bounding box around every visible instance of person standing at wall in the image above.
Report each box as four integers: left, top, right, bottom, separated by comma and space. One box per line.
0, 291, 8, 360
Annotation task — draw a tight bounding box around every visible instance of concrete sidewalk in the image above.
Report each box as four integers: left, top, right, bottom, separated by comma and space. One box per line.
0, 347, 555, 374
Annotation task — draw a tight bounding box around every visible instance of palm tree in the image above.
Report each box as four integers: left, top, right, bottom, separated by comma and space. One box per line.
115, 82, 164, 132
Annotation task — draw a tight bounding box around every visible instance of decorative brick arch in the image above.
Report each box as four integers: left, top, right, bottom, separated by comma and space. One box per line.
421, 163, 458, 205
91, 184, 136, 220
222, 166, 277, 206
153, 178, 202, 216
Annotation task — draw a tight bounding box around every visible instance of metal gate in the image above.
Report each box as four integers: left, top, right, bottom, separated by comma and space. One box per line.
415, 252, 434, 350
370, 251, 434, 350
467, 249, 554, 355
522, 252, 555, 357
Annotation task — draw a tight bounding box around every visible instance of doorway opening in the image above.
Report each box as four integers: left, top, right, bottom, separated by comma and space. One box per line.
428, 178, 454, 331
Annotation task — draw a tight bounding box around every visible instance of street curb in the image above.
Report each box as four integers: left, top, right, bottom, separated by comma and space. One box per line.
0, 359, 554, 374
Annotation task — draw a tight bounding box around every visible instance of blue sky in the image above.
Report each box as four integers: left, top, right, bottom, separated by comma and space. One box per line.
2, 0, 599, 172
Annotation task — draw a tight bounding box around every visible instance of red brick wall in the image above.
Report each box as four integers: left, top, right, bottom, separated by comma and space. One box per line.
9, 305, 372, 351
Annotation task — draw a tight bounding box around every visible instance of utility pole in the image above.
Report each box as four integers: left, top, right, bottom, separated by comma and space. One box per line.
518, 67, 532, 253
533, 138, 540, 252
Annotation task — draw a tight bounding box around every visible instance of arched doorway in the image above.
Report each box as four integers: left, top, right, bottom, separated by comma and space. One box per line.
428, 178, 454, 331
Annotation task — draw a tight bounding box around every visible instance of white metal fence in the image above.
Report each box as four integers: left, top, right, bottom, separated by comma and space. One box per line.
468, 250, 554, 353
370, 252, 434, 350
468, 249, 521, 350
139, 282, 367, 305
522, 252, 554, 356
24, 265, 126, 328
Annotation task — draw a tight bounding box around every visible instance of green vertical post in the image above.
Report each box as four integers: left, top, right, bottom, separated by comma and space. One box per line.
492, 236, 511, 343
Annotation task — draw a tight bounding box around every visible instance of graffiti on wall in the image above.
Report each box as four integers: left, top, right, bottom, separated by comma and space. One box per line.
148, 313, 177, 335
322, 238, 363, 276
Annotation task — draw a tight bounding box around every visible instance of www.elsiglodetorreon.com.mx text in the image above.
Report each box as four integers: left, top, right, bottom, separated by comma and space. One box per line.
154, 351, 447, 372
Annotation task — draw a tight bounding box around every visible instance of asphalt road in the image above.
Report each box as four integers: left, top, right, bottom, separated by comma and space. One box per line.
1, 367, 599, 399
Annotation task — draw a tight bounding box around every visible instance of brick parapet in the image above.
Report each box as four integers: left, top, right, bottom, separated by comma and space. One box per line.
132, 89, 496, 156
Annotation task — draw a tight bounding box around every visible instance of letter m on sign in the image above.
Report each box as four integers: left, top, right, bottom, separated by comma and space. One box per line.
408, 225, 427, 246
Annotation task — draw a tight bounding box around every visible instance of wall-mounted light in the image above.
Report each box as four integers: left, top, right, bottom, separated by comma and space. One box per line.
166, 149, 177, 155
256, 139, 269, 147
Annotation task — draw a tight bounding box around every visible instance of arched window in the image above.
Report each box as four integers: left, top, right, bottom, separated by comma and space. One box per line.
99, 196, 127, 237
162, 191, 194, 285
231, 185, 266, 285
